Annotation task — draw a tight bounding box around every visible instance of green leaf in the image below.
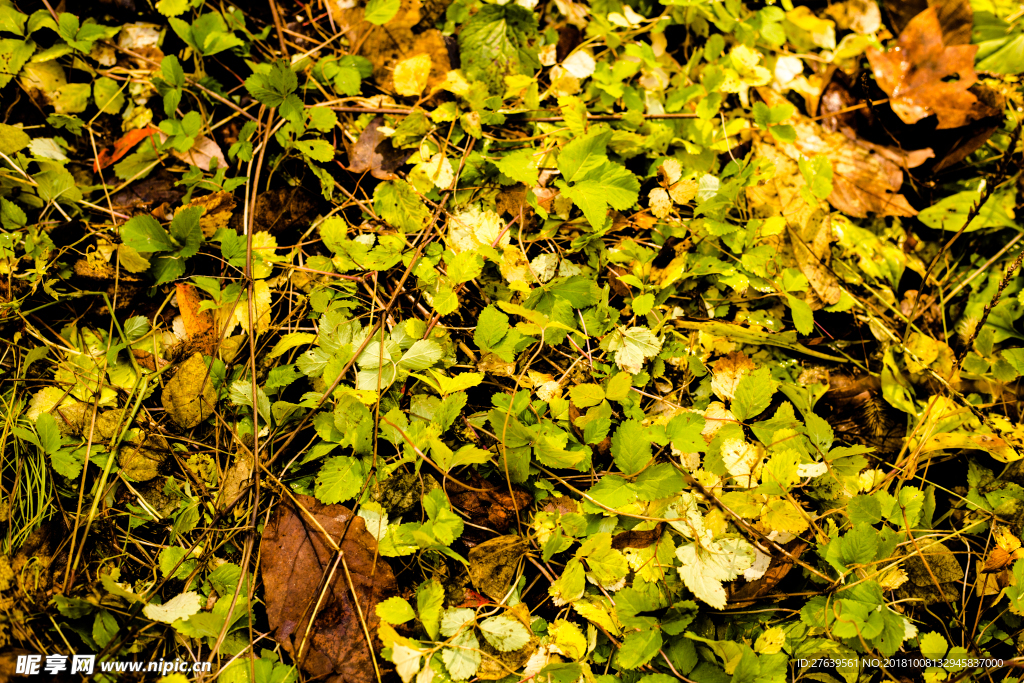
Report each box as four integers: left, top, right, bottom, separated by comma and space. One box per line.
0, 38, 34, 89
92, 610, 119, 648
92, 77, 124, 115
917, 187, 1016, 233
840, 523, 878, 566
458, 4, 538, 92
616, 629, 663, 669
549, 557, 585, 604
569, 383, 604, 408
1002, 348, 1024, 374
156, 0, 190, 17
478, 614, 531, 652
0, 123, 30, 156
548, 276, 600, 307
51, 447, 83, 479
364, 0, 401, 25
611, 419, 652, 475
474, 305, 509, 348
732, 367, 774, 421
244, 61, 298, 107
417, 580, 445, 639
159, 545, 197, 580
170, 206, 203, 259
376, 596, 416, 624
798, 154, 833, 199
919, 631, 948, 660
314, 455, 365, 504
121, 215, 174, 253
495, 148, 541, 186
295, 138, 335, 162
605, 372, 633, 402
374, 179, 431, 233
399, 340, 443, 371
268, 332, 317, 358
847, 495, 882, 525
448, 251, 483, 284
434, 391, 468, 431
667, 412, 706, 454
560, 162, 639, 229
444, 444, 491, 471
442, 630, 481, 680
35, 413, 62, 455
635, 463, 685, 500
787, 294, 814, 335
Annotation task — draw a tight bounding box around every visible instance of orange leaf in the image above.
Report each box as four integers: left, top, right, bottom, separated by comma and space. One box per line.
175, 283, 218, 356
866, 7, 996, 129
93, 127, 160, 172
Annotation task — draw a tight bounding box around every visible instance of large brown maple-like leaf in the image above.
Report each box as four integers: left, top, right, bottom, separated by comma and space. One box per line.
867, 7, 995, 129
260, 495, 397, 683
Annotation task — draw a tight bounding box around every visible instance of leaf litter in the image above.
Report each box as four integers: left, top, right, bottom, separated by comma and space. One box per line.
3, 0, 1024, 680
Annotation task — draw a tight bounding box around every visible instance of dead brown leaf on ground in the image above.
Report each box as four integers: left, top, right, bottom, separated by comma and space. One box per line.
347, 116, 412, 179
755, 89, 920, 219
882, 0, 974, 46
261, 495, 397, 683
448, 472, 532, 537
867, 7, 997, 129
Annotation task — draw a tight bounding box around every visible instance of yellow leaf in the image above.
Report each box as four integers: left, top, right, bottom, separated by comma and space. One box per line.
761, 498, 809, 534
393, 53, 432, 97
232, 280, 272, 335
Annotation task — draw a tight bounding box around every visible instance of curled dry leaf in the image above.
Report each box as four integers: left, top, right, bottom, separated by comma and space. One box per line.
261, 495, 397, 683
183, 191, 236, 237
867, 7, 997, 129
756, 89, 919, 218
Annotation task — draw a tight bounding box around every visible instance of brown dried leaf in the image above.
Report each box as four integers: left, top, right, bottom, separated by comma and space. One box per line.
757, 89, 919, 218
261, 495, 397, 683
867, 7, 996, 129
448, 472, 532, 538
883, 0, 973, 46
346, 116, 411, 180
